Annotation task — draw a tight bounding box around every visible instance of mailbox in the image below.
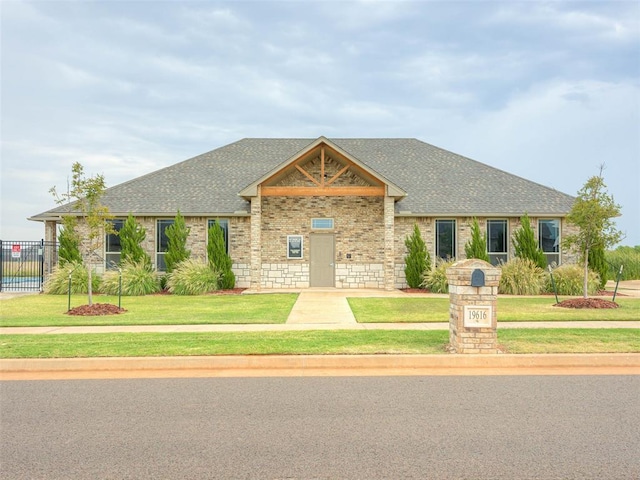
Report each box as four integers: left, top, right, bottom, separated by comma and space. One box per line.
471, 269, 485, 287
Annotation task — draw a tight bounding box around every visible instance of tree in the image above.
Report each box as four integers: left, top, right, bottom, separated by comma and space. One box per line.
164, 210, 190, 273
119, 213, 151, 268
513, 213, 547, 269
50, 162, 114, 305
57, 216, 82, 265
208, 221, 235, 289
464, 218, 489, 262
564, 166, 623, 298
404, 223, 430, 288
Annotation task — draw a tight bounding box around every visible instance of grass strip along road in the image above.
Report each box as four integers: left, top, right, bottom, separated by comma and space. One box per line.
1, 329, 638, 358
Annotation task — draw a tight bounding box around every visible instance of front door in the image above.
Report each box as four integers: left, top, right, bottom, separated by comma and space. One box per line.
310, 234, 335, 287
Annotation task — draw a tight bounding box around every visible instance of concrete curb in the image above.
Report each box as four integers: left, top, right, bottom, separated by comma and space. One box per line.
2, 354, 639, 380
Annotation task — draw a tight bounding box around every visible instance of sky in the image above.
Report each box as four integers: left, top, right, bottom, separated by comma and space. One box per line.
1, 0, 639, 246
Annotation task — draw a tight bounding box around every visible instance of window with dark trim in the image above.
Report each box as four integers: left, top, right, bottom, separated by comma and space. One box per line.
105, 219, 124, 269
436, 219, 456, 260
487, 219, 508, 266
539, 219, 560, 266
156, 219, 174, 271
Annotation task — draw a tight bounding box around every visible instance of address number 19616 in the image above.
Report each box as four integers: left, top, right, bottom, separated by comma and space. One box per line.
463, 305, 492, 328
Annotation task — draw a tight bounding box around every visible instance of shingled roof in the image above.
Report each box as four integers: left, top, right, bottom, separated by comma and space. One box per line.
30, 137, 574, 221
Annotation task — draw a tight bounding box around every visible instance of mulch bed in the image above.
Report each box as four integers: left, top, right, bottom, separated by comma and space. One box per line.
400, 288, 431, 294
67, 303, 127, 316
554, 298, 619, 309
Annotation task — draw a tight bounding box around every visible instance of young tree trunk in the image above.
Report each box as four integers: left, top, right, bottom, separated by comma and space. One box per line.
583, 247, 589, 299
87, 259, 93, 306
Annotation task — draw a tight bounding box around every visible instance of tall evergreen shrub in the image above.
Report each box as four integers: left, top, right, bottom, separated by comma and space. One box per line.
513, 213, 547, 269
404, 223, 430, 288
588, 243, 608, 289
208, 221, 235, 289
119, 213, 151, 268
164, 210, 190, 273
58, 216, 82, 265
464, 218, 489, 262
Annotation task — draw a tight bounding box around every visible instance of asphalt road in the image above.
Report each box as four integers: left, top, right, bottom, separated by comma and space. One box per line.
1, 376, 638, 479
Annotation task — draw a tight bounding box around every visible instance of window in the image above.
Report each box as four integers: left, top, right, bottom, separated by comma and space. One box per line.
436, 219, 456, 260
539, 219, 560, 266
311, 218, 334, 229
487, 220, 508, 266
207, 219, 230, 254
156, 219, 174, 271
287, 235, 303, 259
105, 219, 124, 269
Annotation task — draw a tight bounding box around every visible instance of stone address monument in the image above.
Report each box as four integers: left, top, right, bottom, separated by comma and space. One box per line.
446, 259, 502, 354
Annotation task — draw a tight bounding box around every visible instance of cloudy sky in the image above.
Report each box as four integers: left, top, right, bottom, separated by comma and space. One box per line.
2, 1, 639, 245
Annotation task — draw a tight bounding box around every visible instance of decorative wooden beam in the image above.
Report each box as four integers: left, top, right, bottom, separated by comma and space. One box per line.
295, 165, 320, 186
321, 147, 325, 186
262, 186, 385, 197
326, 164, 351, 186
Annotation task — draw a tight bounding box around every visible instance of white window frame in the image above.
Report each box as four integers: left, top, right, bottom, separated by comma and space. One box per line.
287, 235, 304, 259
311, 218, 334, 230
487, 219, 508, 266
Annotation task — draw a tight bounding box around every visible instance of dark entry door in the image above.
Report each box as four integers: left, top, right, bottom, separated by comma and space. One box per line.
309, 234, 335, 287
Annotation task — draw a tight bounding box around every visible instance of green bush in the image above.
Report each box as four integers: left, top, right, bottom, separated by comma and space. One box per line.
606, 246, 640, 281
422, 258, 454, 293
545, 264, 600, 296
208, 222, 235, 289
513, 214, 547, 269
464, 218, 489, 262
165, 210, 191, 273
588, 244, 608, 289
404, 223, 430, 288
57, 216, 82, 265
167, 259, 219, 295
498, 258, 545, 295
44, 262, 101, 295
100, 261, 160, 296
119, 214, 152, 267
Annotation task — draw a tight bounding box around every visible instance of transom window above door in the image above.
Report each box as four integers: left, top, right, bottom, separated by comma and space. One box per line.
311, 218, 334, 229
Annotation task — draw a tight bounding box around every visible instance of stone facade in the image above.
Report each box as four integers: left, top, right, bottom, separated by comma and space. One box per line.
50, 209, 574, 291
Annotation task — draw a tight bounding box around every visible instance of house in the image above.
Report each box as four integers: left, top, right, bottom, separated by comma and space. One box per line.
30, 137, 576, 290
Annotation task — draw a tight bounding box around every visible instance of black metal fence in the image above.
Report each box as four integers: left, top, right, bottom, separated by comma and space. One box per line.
0, 240, 58, 292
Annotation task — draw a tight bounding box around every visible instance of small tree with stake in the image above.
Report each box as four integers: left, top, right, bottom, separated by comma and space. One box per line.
50, 162, 114, 306
564, 166, 623, 298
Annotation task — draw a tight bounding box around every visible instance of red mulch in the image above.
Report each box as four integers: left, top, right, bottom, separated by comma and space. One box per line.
400, 288, 431, 294
555, 298, 619, 309
67, 303, 127, 316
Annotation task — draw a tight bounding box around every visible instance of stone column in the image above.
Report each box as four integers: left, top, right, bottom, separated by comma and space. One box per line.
250, 186, 262, 291
446, 259, 501, 354
44, 220, 58, 277
383, 195, 395, 291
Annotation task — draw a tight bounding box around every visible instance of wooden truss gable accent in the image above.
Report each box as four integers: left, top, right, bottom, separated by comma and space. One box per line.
261, 144, 385, 197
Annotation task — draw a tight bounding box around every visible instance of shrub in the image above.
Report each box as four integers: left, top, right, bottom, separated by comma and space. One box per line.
404, 223, 430, 288
165, 210, 190, 273
57, 216, 82, 265
545, 264, 600, 296
606, 246, 640, 281
100, 260, 160, 296
588, 244, 608, 289
119, 214, 151, 267
513, 213, 546, 269
208, 221, 235, 289
422, 258, 454, 293
44, 261, 101, 295
498, 258, 545, 295
167, 259, 219, 295
464, 218, 489, 262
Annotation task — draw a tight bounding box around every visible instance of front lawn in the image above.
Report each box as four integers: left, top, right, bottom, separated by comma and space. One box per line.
1, 329, 638, 358
347, 297, 640, 323
0, 293, 298, 327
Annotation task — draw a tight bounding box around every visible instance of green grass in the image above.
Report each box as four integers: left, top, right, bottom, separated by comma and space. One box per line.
498, 329, 640, 353
347, 297, 640, 323
1, 329, 637, 358
0, 293, 298, 327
